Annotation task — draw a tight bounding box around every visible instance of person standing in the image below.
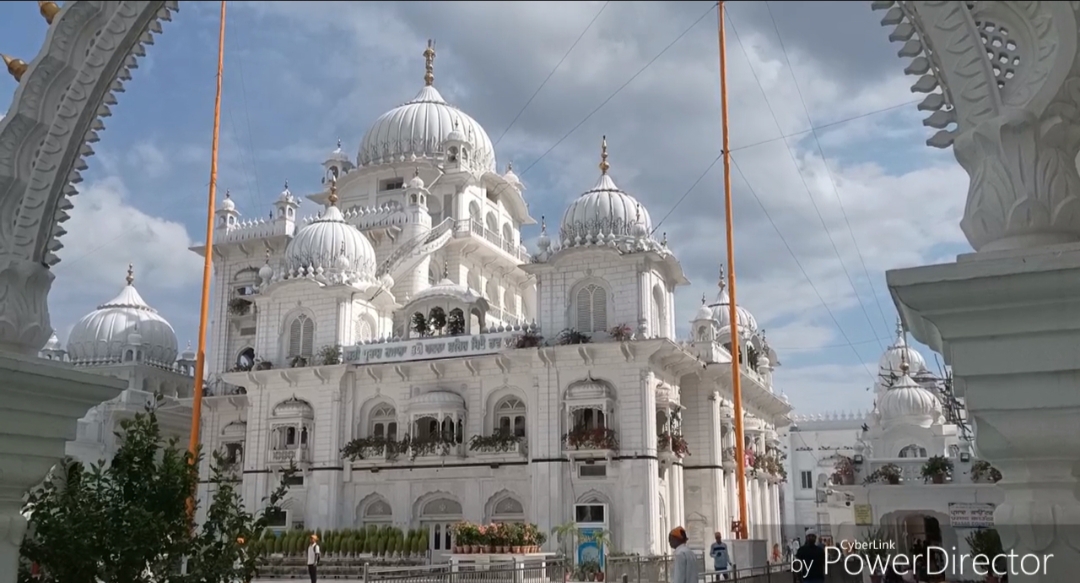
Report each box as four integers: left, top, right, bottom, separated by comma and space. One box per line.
307, 534, 321, 583
794, 533, 825, 583
709, 532, 732, 580
669, 527, 700, 583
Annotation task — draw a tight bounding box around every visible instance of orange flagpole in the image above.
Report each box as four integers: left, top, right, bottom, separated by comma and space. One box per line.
718, 1, 749, 541
187, 0, 227, 521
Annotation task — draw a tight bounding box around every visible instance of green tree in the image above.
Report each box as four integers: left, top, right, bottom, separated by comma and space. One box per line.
19, 398, 293, 583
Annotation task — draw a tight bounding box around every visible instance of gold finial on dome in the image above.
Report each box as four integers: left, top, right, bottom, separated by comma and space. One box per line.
599, 135, 610, 174
2, 54, 28, 82
39, 1, 60, 24
125, 263, 135, 286
423, 39, 436, 86
718, 264, 726, 291
899, 345, 910, 374
328, 177, 338, 206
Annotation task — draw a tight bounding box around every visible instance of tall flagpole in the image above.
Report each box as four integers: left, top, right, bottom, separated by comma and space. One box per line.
187, 0, 227, 520
717, 0, 750, 541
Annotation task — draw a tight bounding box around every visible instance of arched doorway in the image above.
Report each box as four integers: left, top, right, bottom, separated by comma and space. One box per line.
417, 495, 463, 553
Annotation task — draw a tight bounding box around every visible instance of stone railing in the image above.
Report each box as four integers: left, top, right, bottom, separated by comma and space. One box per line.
268, 446, 310, 464
856, 457, 987, 485
455, 219, 530, 262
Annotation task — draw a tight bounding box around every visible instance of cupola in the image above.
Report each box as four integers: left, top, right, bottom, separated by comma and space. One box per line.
283, 178, 377, 284
215, 191, 239, 230
878, 354, 943, 429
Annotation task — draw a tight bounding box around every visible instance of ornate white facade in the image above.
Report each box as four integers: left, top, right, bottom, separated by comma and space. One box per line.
192, 48, 792, 557
37, 265, 196, 465
783, 323, 1004, 573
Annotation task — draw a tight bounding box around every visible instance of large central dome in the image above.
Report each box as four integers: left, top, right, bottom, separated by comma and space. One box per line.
357, 41, 496, 172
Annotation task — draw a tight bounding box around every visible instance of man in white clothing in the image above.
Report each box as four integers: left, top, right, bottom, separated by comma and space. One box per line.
307, 534, 320, 583
669, 526, 700, 583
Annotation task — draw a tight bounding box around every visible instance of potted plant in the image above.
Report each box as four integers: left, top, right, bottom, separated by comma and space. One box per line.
410, 312, 429, 336
447, 310, 466, 335
863, 463, 902, 485
289, 355, 307, 368
832, 455, 855, 485
657, 432, 690, 457
921, 455, 953, 484
609, 324, 633, 342
965, 528, 1004, 582
556, 328, 591, 345
971, 460, 1002, 483
515, 330, 544, 348
564, 427, 619, 451
428, 307, 447, 335
254, 359, 273, 370
317, 345, 342, 365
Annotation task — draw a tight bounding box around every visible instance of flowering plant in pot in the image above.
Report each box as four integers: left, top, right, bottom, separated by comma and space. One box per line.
863, 463, 902, 485
921, 455, 953, 484
971, 460, 1002, 483
832, 455, 856, 485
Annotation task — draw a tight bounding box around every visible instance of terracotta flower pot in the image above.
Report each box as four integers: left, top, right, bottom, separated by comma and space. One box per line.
514, 546, 523, 553
932, 474, 945, 484
472, 545, 481, 553
887, 476, 899, 485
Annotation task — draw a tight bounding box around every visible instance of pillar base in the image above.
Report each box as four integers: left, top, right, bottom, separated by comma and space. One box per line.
888, 243, 1080, 582
0, 352, 124, 583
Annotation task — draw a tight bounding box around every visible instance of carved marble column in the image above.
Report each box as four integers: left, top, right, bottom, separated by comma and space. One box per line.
0, 258, 54, 356
877, 2, 1080, 579
0, 352, 125, 583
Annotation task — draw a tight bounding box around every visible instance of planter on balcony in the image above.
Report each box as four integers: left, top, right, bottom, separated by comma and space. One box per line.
563, 427, 618, 460
468, 434, 526, 456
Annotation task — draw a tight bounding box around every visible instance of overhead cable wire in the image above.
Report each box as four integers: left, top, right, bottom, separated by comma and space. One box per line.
650, 97, 923, 233
729, 154, 877, 380
231, 18, 266, 209
763, 0, 894, 336
492, 1, 610, 147
724, 5, 886, 352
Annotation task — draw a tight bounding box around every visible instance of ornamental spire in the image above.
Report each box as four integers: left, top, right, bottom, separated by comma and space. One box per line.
599, 135, 610, 174
126, 263, 135, 286
2, 54, 28, 82
328, 176, 338, 206
39, 1, 60, 24
718, 264, 726, 292
423, 39, 436, 86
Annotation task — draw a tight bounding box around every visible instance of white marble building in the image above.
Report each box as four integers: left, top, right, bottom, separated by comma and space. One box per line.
782, 322, 1003, 568
37, 265, 196, 466
192, 44, 792, 557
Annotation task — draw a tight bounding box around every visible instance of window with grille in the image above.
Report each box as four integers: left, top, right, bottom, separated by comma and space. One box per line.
575, 284, 607, 332
288, 314, 315, 357
369, 405, 398, 439
495, 397, 526, 438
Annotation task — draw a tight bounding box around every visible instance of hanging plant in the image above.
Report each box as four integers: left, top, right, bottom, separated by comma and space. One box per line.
447, 310, 466, 336
971, 460, 1002, 483
317, 345, 341, 365
428, 307, 447, 333
228, 297, 252, 316
410, 312, 429, 336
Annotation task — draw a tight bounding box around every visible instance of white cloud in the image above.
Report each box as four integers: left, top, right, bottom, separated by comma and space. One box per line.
773, 363, 878, 416
48, 176, 203, 342
126, 141, 170, 179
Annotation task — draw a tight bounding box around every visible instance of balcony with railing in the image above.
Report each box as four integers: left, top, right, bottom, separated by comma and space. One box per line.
467, 434, 527, 459
562, 426, 618, 460
851, 456, 1000, 486
455, 219, 530, 262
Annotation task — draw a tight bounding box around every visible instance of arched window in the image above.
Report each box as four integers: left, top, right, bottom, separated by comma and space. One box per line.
575, 284, 608, 333
485, 280, 500, 308
489, 494, 526, 524
288, 314, 315, 358
359, 496, 393, 527
485, 212, 498, 236
369, 405, 398, 439
236, 347, 255, 371
572, 408, 606, 431
899, 444, 928, 458
354, 316, 374, 343
495, 397, 526, 438
652, 284, 667, 338
502, 224, 514, 247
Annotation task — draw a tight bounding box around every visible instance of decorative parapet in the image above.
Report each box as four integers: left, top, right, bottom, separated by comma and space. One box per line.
343, 329, 526, 365
339, 201, 406, 230
216, 217, 293, 244
790, 410, 872, 423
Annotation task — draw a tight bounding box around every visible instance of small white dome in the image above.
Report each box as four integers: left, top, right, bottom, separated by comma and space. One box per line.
181, 341, 196, 361
285, 202, 377, 282
273, 396, 314, 418
278, 181, 294, 203
66, 266, 178, 364
357, 85, 496, 172
43, 332, 62, 352
878, 372, 942, 428
504, 162, 522, 188
411, 278, 479, 304
693, 297, 713, 322
259, 262, 274, 281
327, 139, 349, 163
218, 193, 235, 212
878, 320, 927, 381
707, 267, 757, 337
407, 170, 425, 190
559, 138, 653, 248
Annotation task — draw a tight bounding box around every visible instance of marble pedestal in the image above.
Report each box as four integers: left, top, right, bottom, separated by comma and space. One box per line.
0, 352, 125, 583
888, 244, 1080, 582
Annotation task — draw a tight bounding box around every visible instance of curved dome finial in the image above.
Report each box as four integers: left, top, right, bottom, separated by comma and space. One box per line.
718, 264, 726, 291
328, 176, 338, 206
599, 135, 610, 175
126, 263, 134, 286
899, 343, 910, 374
423, 39, 436, 86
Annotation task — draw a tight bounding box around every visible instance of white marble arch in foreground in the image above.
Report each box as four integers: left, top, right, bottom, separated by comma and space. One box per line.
0, 0, 178, 357
876, 2, 1080, 581
0, 3, 178, 582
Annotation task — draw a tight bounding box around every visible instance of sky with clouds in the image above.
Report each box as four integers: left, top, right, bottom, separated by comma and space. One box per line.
0, 1, 972, 415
